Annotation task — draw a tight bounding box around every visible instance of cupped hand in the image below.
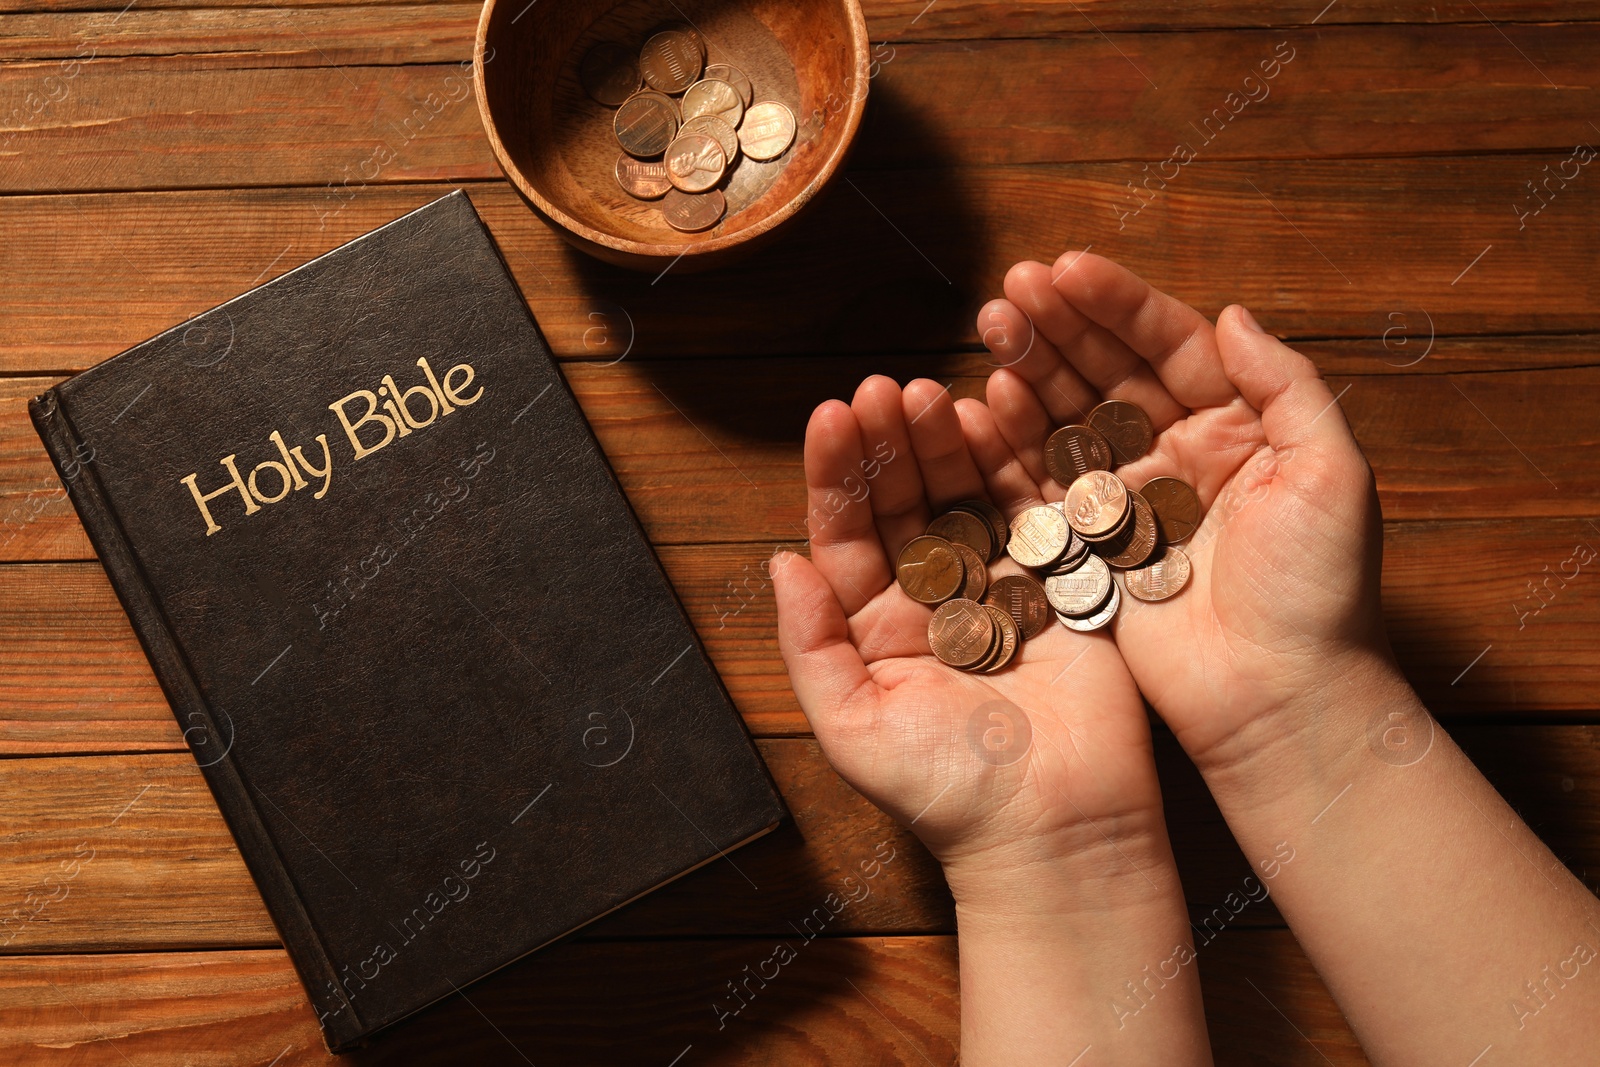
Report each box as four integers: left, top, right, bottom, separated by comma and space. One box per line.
771, 375, 1171, 879
973, 253, 1390, 770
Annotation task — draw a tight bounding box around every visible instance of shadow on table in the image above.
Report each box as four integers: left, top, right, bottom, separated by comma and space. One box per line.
554, 75, 994, 440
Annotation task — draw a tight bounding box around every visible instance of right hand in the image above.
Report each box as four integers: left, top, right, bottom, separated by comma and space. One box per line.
973, 253, 1394, 770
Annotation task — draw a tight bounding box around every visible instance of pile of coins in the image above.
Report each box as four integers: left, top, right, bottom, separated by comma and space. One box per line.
894, 400, 1202, 671
579, 26, 797, 233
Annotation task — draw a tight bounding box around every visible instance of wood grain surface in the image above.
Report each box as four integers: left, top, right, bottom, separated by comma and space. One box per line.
3, 1, 1597, 1063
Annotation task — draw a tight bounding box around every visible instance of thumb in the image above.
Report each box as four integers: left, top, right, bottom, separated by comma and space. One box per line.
771, 550, 876, 733
1216, 304, 1363, 469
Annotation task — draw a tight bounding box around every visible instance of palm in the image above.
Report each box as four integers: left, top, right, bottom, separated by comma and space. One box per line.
771, 376, 1167, 868
971, 253, 1382, 760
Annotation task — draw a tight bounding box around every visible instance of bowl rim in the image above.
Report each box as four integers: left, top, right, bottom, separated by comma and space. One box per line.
472, 0, 871, 260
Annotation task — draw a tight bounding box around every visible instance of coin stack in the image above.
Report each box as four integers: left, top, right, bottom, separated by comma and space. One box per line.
894, 400, 1203, 670
578, 27, 798, 234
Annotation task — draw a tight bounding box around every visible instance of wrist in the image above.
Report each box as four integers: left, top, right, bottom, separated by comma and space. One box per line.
941, 812, 1185, 930
1189, 646, 1425, 811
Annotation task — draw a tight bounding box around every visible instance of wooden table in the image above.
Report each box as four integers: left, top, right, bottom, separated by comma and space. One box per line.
2, 1, 1597, 1063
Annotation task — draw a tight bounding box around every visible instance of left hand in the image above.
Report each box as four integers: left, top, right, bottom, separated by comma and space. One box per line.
772, 374, 1175, 884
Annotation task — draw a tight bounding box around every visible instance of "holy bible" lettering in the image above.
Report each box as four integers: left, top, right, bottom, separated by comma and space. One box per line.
179, 356, 483, 536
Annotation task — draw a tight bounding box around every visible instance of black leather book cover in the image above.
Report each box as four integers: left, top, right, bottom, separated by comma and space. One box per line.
29, 191, 786, 1051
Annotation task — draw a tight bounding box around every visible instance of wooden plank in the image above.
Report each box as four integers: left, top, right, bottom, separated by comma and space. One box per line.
0, 931, 1369, 1064
0, 5, 476, 65
4, 357, 1598, 566
3, 163, 1597, 370
5, 26, 1598, 186
0, 744, 951, 951
2, 0, 1595, 33
4, 512, 1597, 752
1, 728, 1597, 949
0, 60, 497, 194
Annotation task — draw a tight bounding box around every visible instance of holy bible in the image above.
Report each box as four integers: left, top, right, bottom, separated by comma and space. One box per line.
29, 191, 785, 1050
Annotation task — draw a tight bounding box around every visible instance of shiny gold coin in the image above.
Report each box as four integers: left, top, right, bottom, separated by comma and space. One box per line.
953, 542, 988, 602
739, 101, 796, 161
928, 598, 996, 669
661, 188, 726, 232
1100, 491, 1159, 569
1044, 554, 1112, 617
704, 62, 754, 107
663, 131, 726, 193
1044, 424, 1113, 485
896, 535, 965, 604
951, 499, 1008, 563
679, 114, 739, 162
1064, 470, 1129, 539
983, 573, 1052, 640
580, 44, 643, 107
639, 30, 703, 94
1087, 399, 1154, 465
1123, 546, 1192, 602
614, 91, 679, 158
613, 155, 672, 199
979, 605, 1020, 672
1007, 504, 1071, 568
1140, 476, 1201, 543
681, 78, 745, 128
1058, 582, 1120, 632
927, 509, 994, 561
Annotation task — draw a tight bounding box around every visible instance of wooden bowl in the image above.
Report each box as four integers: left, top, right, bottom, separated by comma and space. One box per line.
474, 0, 870, 272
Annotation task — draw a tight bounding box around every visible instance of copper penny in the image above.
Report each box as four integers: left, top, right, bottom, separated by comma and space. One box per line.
928, 599, 996, 669
896, 535, 965, 604
580, 44, 642, 107
682, 78, 746, 128
739, 101, 796, 161
928, 509, 994, 561
679, 114, 738, 162
1045, 502, 1088, 572
1100, 491, 1159, 569
1044, 424, 1113, 485
652, 21, 706, 60
661, 188, 725, 232
639, 31, 703, 94
952, 542, 988, 602
1007, 504, 1071, 568
952, 499, 1008, 563
979, 605, 1020, 672
663, 131, 726, 193
704, 62, 753, 107
1140, 476, 1201, 543
614, 155, 672, 199
1058, 582, 1120, 632
614, 91, 678, 158
1044, 554, 1112, 617
1064, 471, 1128, 539
1123, 546, 1192, 602
983, 574, 1051, 640
1087, 399, 1154, 465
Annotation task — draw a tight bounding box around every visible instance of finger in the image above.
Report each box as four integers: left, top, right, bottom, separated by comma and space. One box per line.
849, 375, 930, 561
1004, 260, 1189, 429
976, 296, 1099, 423
985, 368, 1066, 495
804, 400, 892, 615
902, 378, 986, 510
955, 398, 1051, 516
1050, 251, 1236, 408
1216, 306, 1363, 464
771, 550, 877, 730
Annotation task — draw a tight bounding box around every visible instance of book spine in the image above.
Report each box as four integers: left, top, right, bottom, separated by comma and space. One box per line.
28, 389, 367, 1050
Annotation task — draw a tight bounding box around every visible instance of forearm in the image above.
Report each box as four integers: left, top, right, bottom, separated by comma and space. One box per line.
945, 826, 1212, 1066
1194, 657, 1600, 1066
